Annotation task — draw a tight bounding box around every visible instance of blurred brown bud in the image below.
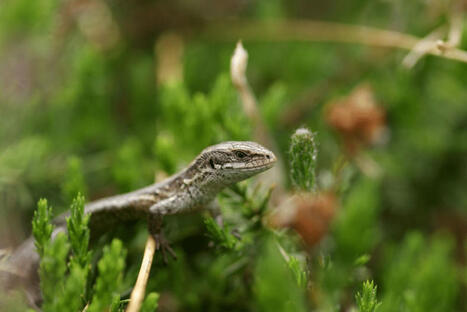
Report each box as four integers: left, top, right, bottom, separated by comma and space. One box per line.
155, 32, 184, 85
270, 192, 337, 247
325, 84, 387, 155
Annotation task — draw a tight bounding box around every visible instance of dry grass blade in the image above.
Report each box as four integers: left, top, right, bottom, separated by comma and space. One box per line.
126, 235, 157, 312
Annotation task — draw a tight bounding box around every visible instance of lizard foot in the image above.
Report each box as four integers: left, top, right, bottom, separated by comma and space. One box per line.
152, 232, 177, 263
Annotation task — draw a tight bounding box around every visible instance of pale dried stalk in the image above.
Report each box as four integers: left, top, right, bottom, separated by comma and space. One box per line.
405, 10, 464, 67
206, 20, 467, 64
402, 26, 446, 68
447, 11, 463, 47
230, 42, 285, 192
126, 235, 157, 312
437, 11, 463, 52
231, 42, 270, 146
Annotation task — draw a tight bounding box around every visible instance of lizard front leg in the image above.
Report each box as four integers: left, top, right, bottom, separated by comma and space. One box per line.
148, 198, 181, 262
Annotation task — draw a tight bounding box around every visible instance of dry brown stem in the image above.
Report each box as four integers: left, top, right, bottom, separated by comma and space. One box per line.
126, 235, 157, 312
205, 20, 467, 64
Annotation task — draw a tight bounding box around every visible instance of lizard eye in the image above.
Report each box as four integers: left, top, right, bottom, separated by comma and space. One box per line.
235, 151, 247, 159
209, 158, 216, 169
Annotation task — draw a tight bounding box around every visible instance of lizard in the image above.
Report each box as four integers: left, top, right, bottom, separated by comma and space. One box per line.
2, 141, 276, 306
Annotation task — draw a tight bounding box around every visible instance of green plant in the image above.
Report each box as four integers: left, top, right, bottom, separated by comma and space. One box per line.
355, 280, 381, 312
31, 195, 158, 311
289, 128, 318, 191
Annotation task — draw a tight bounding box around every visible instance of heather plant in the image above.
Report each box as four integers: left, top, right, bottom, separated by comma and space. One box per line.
31, 195, 159, 312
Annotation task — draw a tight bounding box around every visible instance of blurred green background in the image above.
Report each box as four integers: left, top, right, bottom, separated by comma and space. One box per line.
0, 0, 466, 311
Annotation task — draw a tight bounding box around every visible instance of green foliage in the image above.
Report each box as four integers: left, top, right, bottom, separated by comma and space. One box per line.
141, 292, 160, 312
204, 217, 238, 250
260, 82, 289, 127
88, 239, 127, 312
289, 128, 318, 191
32, 198, 54, 258
112, 138, 147, 191
313, 177, 382, 309
354, 254, 371, 266
379, 233, 458, 312
62, 156, 87, 202
32, 196, 128, 312
157, 74, 251, 167
224, 181, 273, 222
0, 0, 58, 39
0, 137, 50, 181
254, 235, 307, 312
286, 255, 308, 288
39, 233, 70, 309
333, 177, 381, 260
52, 263, 87, 312
355, 280, 381, 312
37, 230, 87, 312
66, 193, 91, 268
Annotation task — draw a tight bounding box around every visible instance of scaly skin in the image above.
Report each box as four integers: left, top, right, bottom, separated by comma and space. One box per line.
3, 141, 276, 306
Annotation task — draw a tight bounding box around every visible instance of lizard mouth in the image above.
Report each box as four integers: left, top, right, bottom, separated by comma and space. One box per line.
222, 153, 277, 171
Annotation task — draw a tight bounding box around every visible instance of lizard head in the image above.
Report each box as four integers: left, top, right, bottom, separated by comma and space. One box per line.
199, 141, 277, 186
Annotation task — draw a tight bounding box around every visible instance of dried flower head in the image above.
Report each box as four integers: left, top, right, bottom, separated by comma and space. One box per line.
326, 84, 386, 155
270, 192, 337, 247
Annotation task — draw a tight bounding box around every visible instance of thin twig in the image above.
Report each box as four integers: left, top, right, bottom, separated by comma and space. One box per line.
402, 26, 446, 68
126, 235, 157, 312
203, 20, 467, 64
231, 41, 277, 153
447, 11, 463, 47
230, 42, 285, 197
437, 10, 464, 52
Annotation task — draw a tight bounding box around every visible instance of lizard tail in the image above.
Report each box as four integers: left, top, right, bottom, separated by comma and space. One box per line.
1, 237, 42, 307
